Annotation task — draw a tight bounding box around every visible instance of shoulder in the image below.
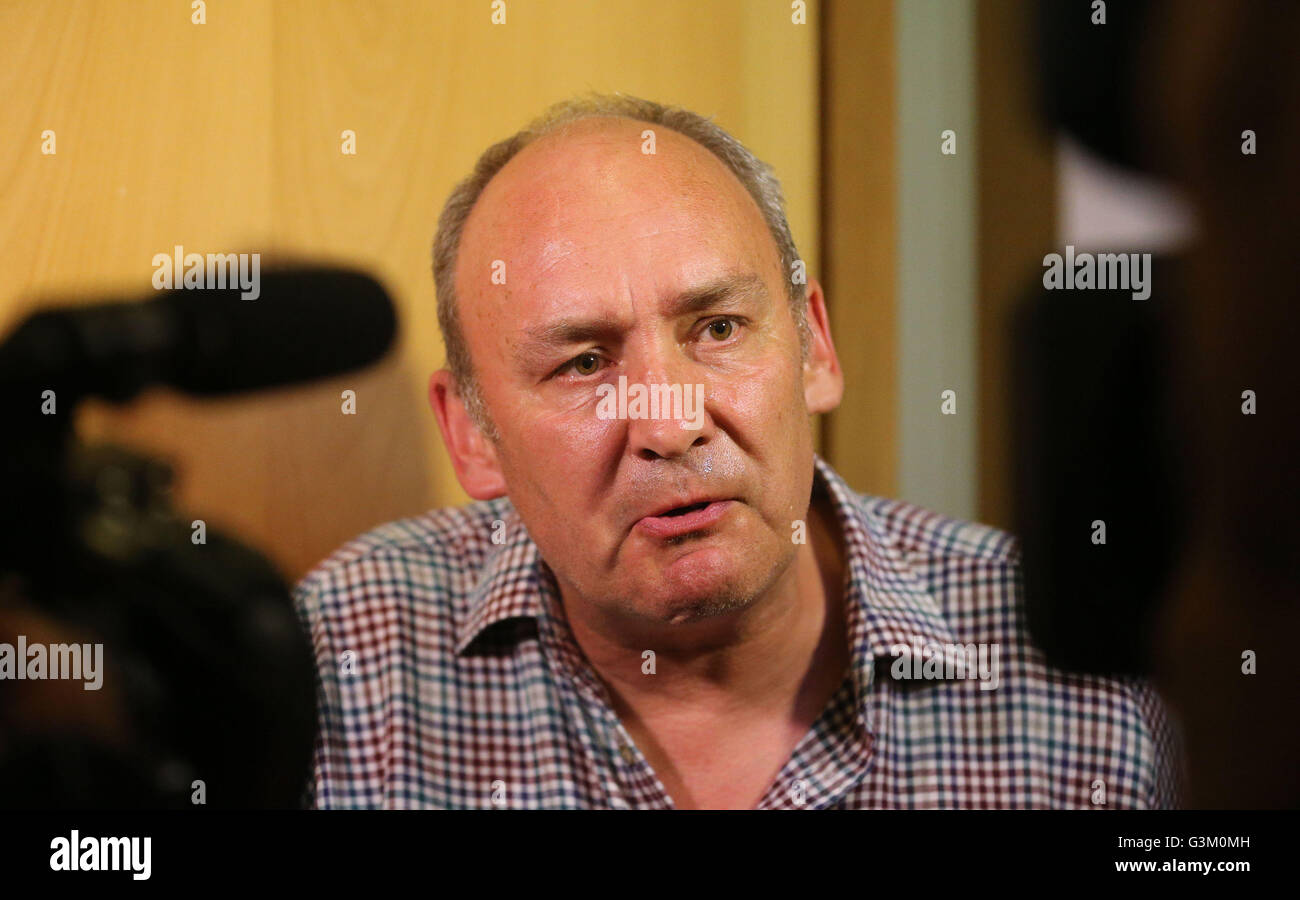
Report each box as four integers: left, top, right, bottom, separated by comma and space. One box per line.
293, 497, 515, 609
861, 493, 1021, 566
845, 491, 1184, 806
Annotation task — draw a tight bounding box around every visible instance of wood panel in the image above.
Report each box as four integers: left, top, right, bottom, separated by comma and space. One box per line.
820, 0, 897, 496
0, 0, 819, 580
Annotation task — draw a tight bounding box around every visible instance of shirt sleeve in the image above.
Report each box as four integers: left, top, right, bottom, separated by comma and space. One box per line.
1129, 677, 1189, 809
292, 574, 343, 810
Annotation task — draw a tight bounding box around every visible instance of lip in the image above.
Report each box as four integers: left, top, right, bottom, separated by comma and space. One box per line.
635, 499, 736, 539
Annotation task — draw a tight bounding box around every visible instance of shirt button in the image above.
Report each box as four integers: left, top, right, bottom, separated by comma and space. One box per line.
618, 744, 637, 765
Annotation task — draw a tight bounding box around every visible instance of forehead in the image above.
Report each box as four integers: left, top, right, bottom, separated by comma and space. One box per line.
454, 117, 779, 339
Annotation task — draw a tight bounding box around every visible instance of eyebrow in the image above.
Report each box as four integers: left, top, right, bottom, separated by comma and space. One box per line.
516, 272, 769, 361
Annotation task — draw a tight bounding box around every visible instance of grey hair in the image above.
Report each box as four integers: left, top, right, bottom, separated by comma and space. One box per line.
432, 92, 808, 438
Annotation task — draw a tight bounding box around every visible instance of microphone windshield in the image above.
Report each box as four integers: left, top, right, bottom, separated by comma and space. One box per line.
166, 267, 397, 396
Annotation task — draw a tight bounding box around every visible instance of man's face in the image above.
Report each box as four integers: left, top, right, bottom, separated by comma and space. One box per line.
446, 117, 840, 625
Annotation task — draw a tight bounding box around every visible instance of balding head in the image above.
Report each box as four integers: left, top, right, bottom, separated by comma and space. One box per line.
426, 94, 841, 630
432, 94, 808, 436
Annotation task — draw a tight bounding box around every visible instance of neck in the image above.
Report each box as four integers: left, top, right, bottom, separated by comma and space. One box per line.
563, 486, 849, 721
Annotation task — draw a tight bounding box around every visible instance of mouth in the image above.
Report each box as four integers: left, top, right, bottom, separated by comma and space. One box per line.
635, 499, 736, 540
660, 501, 711, 517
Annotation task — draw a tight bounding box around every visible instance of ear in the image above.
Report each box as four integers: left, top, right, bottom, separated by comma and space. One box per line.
429, 369, 508, 500
801, 278, 844, 414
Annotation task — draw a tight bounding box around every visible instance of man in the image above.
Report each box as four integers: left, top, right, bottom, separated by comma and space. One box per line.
294, 94, 1182, 809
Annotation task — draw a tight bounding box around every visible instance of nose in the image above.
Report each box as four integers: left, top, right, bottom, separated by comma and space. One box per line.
623, 341, 714, 461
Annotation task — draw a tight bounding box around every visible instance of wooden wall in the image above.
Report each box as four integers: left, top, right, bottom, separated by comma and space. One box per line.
0, 0, 821, 580
820, 0, 898, 499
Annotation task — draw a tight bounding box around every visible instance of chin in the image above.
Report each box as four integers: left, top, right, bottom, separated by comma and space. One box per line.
635, 552, 766, 625
650, 590, 754, 626
615, 523, 792, 624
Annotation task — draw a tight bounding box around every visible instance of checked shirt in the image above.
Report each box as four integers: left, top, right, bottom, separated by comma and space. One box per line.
293, 455, 1184, 809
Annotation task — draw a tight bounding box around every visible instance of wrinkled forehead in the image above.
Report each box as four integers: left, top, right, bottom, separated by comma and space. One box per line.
453, 117, 781, 348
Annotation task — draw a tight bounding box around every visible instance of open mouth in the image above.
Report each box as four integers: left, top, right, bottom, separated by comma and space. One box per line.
635, 499, 735, 539
660, 501, 711, 517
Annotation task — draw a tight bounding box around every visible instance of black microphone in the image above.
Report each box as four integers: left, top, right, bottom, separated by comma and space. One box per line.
0, 266, 397, 402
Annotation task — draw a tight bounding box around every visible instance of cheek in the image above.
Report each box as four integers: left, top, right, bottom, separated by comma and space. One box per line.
710, 354, 805, 432
498, 409, 621, 505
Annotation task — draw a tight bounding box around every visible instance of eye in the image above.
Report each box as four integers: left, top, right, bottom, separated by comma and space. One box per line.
705, 318, 735, 341
568, 351, 602, 376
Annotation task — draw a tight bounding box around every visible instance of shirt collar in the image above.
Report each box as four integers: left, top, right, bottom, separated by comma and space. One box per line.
812, 454, 958, 655
455, 456, 959, 676
455, 510, 549, 655
811, 455, 961, 724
